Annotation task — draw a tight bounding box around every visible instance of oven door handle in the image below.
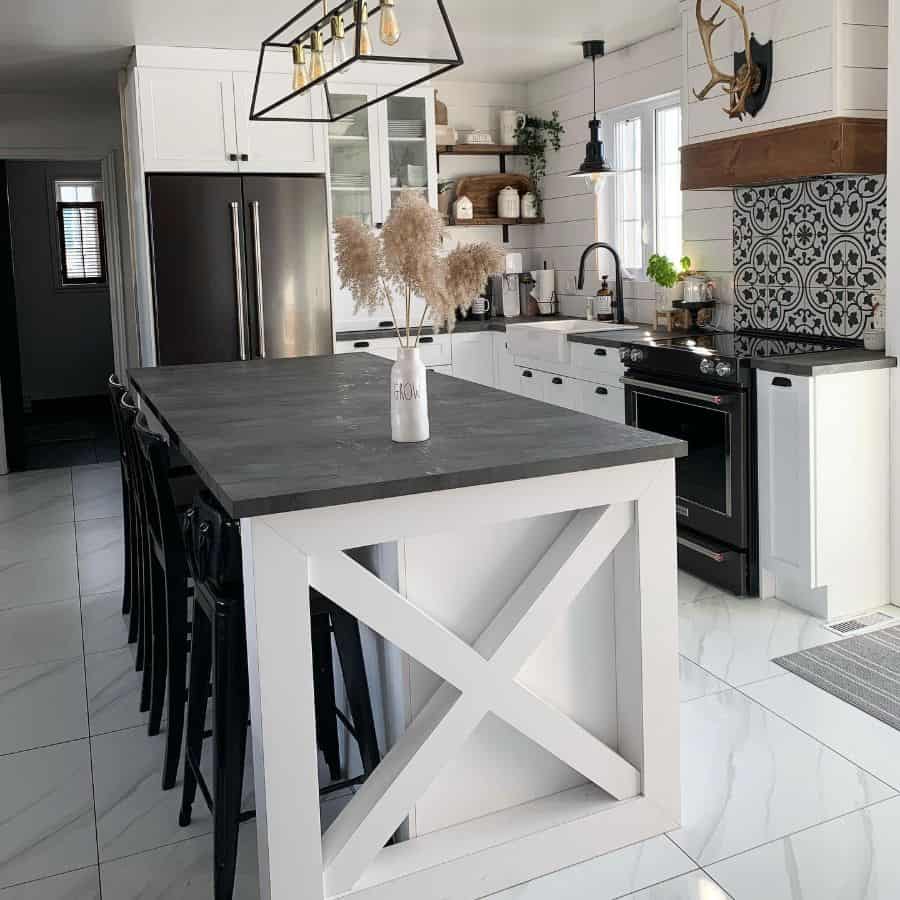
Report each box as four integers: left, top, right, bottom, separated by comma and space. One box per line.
620, 375, 727, 406
678, 536, 726, 563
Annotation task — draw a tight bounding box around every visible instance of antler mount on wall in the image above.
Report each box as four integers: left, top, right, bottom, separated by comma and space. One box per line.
694, 0, 773, 120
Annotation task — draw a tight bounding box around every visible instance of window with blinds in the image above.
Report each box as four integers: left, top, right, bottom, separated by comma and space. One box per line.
54, 181, 107, 286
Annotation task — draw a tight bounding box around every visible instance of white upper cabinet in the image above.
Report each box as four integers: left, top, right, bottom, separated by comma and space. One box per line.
132, 50, 326, 174
137, 68, 239, 172
233, 71, 326, 174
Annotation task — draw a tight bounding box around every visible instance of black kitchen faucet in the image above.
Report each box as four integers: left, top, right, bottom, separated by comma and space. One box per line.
577, 242, 626, 325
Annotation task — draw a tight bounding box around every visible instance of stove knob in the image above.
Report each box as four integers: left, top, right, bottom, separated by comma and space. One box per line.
715, 361, 733, 378
619, 347, 631, 363
700, 359, 715, 375
630, 348, 645, 364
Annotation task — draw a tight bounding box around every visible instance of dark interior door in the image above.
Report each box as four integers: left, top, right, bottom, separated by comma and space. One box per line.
147, 174, 249, 366
0, 162, 25, 470
241, 176, 333, 360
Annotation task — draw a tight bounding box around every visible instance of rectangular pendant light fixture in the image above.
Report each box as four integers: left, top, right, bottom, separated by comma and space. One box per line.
250, 0, 464, 124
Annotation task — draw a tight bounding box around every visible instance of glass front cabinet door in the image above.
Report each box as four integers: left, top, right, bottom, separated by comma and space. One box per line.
329, 85, 437, 331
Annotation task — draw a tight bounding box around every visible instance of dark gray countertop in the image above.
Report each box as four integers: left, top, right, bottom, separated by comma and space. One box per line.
129, 354, 686, 518
752, 350, 897, 376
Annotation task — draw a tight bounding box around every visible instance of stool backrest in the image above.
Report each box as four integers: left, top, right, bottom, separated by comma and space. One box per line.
133, 413, 180, 555
186, 492, 243, 595
107, 375, 128, 482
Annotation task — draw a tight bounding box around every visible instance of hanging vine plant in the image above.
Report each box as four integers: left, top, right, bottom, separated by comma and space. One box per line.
515, 111, 565, 216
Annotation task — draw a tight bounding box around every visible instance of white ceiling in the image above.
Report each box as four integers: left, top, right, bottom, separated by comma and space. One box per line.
0, 0, 680, 97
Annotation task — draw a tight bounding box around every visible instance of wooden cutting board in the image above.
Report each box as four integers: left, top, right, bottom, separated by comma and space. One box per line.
454, 174, 533, 218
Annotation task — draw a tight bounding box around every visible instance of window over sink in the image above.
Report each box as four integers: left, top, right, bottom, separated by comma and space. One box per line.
603, 94, 681, 278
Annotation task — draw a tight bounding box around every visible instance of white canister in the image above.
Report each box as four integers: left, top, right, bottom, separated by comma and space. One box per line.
391, 347, 429, 443
521, 192, 538, 219
497, 186, 520, 219
499, 110, 526, 146
453, 195, 473, 221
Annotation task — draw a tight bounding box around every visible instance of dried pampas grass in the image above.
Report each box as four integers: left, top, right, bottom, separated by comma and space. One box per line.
334, 193, 504, 347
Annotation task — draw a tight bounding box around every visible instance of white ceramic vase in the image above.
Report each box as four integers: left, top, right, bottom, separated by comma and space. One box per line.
391, 347, 430, 443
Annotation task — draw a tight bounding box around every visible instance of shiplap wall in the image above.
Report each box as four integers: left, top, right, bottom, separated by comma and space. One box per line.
680, 0, 887, 326
524, 30, 682, 323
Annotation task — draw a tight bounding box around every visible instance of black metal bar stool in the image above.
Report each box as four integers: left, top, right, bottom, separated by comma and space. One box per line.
179, 492, 382, 900
133, 413, 198, 790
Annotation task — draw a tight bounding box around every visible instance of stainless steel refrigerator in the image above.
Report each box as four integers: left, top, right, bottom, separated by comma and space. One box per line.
146, 174, 332, 366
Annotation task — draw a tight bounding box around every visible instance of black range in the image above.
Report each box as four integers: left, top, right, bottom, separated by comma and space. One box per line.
617, 329, 859, 596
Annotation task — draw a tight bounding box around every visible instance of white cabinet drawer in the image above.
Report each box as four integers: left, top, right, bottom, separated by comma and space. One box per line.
543, 373, 582, 411
414, 336, 451, 367
516, 367, 545, 401
579, 380, 625, 423
571, 342, 627, 381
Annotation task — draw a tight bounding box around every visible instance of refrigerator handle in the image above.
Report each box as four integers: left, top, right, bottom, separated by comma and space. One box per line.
250, 200, 267, 359
230, 202, 248, 362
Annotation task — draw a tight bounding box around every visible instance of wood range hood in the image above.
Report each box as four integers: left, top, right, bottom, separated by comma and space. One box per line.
681, 117, 887, 190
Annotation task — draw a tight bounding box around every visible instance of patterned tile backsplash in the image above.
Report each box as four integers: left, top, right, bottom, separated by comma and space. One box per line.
733, 175, 886, 339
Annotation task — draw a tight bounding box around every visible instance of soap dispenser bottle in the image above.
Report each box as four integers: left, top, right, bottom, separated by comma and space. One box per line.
595, 275, 613, 322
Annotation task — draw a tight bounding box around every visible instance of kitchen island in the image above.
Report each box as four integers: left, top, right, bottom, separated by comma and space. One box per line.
130, 353, 686, 900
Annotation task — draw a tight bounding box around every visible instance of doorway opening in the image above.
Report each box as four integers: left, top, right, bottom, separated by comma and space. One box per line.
0, 159, 116, 470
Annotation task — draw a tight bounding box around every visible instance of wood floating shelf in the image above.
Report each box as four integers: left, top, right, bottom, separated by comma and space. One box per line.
681, 117, 887, 190
436, 144, 526, 175
450, 217, 544, 226
437, 144, 525, 156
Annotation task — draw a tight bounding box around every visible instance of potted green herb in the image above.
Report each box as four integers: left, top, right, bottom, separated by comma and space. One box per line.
647, 254, 692, 309
515, 112, 565, 216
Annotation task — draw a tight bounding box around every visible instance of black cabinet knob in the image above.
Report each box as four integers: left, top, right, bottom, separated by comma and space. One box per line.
420, 336, 434, 344
594, 348, 607, 356
378, 320, 394, 328
522, 370, 533, 378
552, 377, 563, 385
353, 341, 370, 348
240, 153, 249, 162
228, 153, 238, 162
595, 386, 609, 396
773, 376, 793, 388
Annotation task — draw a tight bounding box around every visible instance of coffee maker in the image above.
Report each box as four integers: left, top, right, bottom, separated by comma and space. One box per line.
489, 253, 524, 318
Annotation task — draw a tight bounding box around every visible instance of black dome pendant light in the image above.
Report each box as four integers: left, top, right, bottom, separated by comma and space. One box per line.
569, 40, 615, 188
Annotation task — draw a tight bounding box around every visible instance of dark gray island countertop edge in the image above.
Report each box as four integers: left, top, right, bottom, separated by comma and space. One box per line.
129, 354, 686, 519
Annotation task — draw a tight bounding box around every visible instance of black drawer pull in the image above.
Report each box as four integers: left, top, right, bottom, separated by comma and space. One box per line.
228, 153, 238, 162
353, 341, 370, 349
240, 153, 249, 162
594, 348, 607, 356
522, 370, 533, 378
378, 320, 393, 328
552, 377, 563, 385
772, 376, 792, 388
595, 386, 608, 396
420, 336, 434, 344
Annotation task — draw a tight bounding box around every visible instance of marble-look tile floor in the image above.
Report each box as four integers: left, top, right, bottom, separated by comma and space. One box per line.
2, 465, 900, 898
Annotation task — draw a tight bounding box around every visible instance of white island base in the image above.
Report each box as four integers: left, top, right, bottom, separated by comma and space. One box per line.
240, 459, 680, 900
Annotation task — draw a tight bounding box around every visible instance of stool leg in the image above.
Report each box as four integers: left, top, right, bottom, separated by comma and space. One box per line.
162, 567, 189, 790
312, 613, 342, 782
213, 598, 249, 900
121, 488, 132, 616
148, 556, 167, 737
179, 608, 211, 828
331, 606, 380, 776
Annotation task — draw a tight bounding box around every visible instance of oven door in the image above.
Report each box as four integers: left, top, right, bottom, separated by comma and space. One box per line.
623, 374, 749, 549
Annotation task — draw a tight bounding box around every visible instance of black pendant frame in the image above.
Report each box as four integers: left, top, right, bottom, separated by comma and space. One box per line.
250, 0, 464, 124
734, 34, 773, 118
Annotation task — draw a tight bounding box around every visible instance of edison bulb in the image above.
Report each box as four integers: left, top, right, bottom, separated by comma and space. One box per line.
309, 30, 326, 81
292, 44, 309, 90
359, 2, 374, 56
380, 0, 401, 46
330, 16, 348, 69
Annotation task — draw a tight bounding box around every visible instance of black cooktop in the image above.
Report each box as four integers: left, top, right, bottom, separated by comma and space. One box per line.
652, 330, 854, 360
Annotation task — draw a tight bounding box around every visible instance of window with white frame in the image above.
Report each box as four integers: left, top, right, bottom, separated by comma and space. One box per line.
606, 96, 682, 276
614, 117, 643, 270
54, 180, 107, 286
